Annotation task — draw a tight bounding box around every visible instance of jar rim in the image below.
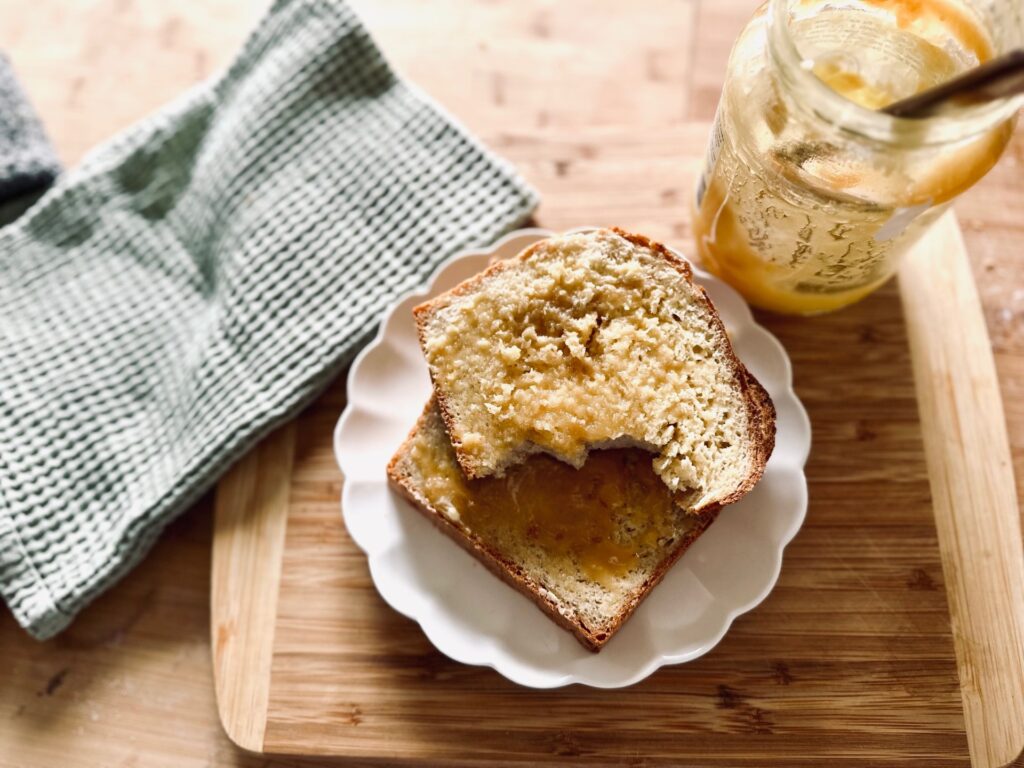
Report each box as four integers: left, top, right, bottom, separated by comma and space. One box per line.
767, 0, 1022, 145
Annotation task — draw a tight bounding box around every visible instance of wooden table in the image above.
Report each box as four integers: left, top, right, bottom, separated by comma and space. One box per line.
1, 2, 1021, 766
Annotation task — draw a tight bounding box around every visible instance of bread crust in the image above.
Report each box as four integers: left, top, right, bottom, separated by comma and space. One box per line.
609, 229, 776, 511
413, 228, 775, 515
386, 404, 719, 652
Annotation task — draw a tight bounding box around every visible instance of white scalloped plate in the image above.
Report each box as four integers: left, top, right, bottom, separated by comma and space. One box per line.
335, 227, 811, 689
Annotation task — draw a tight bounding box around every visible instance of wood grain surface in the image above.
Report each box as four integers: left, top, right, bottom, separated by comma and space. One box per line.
1, 1, 1022, 767
899, 215, 1024, 768
212, 423, 296, 753
215, 130, 1000, 766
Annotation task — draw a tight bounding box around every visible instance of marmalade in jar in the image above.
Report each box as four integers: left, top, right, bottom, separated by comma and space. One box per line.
693, 0, 1020, 314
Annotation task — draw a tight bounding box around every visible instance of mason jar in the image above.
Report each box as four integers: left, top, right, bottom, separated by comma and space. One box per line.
692, 0, 1023, 315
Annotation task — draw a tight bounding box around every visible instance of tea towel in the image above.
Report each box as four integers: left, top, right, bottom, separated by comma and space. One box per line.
0, 0, 538, 639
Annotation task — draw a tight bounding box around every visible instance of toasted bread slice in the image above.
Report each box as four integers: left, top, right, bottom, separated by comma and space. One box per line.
414, 227, 775, 512
387, 400, 717, 652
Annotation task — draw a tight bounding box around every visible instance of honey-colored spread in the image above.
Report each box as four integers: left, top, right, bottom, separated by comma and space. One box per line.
419, 229, 753, 501
903, 120, 1013, 206
410, 438, 684, 585
694, 175, 888, 314
862, 0, 993, 63
693, 0, 1012, 314
812, 62, 897, 110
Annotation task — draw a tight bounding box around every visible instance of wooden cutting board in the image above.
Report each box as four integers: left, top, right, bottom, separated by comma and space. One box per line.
210, 124, 1024, 767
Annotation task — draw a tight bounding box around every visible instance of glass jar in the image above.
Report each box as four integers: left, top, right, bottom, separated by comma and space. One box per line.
692, 0, 1023, 315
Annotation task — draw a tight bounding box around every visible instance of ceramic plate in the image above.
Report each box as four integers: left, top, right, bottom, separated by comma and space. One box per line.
335, 227, 811, 688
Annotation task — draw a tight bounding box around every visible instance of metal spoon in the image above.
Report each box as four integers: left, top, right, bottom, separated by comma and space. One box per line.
882, 48, 1024, 118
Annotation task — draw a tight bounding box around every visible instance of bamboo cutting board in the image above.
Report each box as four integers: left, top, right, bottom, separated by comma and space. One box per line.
211, 124, 1024, 767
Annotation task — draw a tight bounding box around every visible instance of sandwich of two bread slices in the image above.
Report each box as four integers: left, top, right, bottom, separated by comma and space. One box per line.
387, 228, 775, 652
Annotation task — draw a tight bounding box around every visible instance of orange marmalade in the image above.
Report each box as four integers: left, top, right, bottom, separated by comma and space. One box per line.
409, 437, 695, 587
693, 0, 1019, 314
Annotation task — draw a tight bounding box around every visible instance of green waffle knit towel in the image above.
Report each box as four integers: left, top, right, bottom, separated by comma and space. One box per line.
0, 0, 538, 639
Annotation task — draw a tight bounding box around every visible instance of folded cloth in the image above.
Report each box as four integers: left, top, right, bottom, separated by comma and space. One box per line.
0, 53, 61, 217
0, 0, 538, 639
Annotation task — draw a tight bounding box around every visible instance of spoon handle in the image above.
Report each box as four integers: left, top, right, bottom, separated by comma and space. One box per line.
882, 48, 1024, 118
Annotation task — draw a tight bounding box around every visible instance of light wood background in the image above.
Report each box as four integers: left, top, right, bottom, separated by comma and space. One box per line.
0, 1, 1021, 766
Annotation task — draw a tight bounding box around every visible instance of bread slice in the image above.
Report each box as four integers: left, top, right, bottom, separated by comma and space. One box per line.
387, 400, 718, 651
414, 227, 775, 513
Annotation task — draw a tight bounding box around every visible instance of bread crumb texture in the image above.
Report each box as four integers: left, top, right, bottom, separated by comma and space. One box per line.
395, 404, 701, 635
416, 228, 766, 511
